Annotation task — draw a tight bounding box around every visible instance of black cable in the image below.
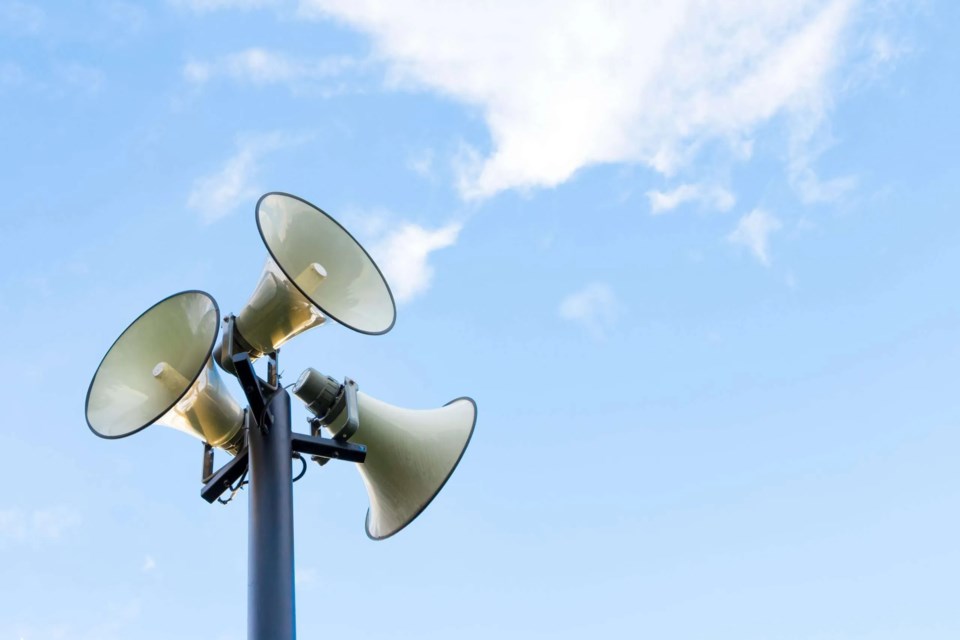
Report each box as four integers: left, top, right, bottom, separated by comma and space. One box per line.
292, 453, 307, 482
217, 468, 248, 505
254, 387, 284, 432
232, 469, 249, 492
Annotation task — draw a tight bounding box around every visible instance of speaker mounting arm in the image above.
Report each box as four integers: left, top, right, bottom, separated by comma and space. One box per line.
201, 354, 364, 504
200, 410, 252, 503
291, 433, 366, 464
219, 314, 260, 374
202, 443, 215, 483
233, 353, 271, 431
338, 378, 359, 441
201, 446, 250, 503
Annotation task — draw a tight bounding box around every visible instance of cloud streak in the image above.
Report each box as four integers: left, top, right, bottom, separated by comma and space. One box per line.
184, 48, 357, 87
559, 282, 619, 339
727, 208, 782, 266
187, 146, 259, 223
187, 132, 304, 223
170, 0, 278, 13
0, 506, 80, 544
647, 183, 735, 215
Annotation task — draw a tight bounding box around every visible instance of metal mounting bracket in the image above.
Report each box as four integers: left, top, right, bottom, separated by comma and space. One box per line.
200, 411, 252, 503
337, 377, 359, 441
233, 353, 270, 432
291, 432, 366, 463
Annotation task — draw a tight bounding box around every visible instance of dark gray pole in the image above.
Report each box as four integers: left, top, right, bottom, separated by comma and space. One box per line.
248, 388, 296, 640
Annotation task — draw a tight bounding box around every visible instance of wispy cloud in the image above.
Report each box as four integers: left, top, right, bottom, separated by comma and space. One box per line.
406, 148, 435, 179
142, 555, 156, 572
727, 208, 782, 266
559, 282, 619, 339
184, 48, 357, 88
0, 506, 80, 544
100, 2, 149, 39
0, 1, 45, 36
187, 146, 259, 223
371, 221, 461, 303
187, 132, 305, 223
169, 0, 278, 13
301, 0, 871, 201
58, 62, 106, 94
789, 162, 858, 203
786, 115, 858, 204
647, 183, 735, 215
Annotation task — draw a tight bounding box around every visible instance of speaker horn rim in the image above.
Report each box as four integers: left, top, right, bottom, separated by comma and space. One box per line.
255, 191, 397, 336
364, 395, 478, 541
84, 289, 221, 440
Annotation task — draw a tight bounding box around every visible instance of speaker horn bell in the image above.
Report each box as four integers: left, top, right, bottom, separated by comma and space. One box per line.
293, 368, 476, 540
218, 192, 396, 370
86, 290, 245, 453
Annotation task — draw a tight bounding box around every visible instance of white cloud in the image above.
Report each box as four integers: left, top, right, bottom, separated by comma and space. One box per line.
370, 221, 461, 303
170, 0, 277, 13
406, 148, 435, 179
727, 208, 782, 266
184, 48, 357, 87
142, 555, 156, 572
187, 147, 258, 223
0, 506, 80, 543
187, 133, 302, 223
789, 162, 857, 203
301, 0, 862, 200
31, 507, 81, 539
559, 282, 619, 339
647, 183, 735, 215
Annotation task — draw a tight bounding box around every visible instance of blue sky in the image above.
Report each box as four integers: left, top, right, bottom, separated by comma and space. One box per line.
2, 1, 959, 638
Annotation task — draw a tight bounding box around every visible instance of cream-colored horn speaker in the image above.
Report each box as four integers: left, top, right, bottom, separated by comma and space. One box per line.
293, 369, 476, 540
86, 291, 246, 454
219, 192, 396, 368
353, 394, 477, 540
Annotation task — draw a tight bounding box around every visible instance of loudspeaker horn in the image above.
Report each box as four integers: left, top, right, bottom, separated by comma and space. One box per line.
86, 290, 246, 454
218, 192, 396, 370
293, 368, 476, 540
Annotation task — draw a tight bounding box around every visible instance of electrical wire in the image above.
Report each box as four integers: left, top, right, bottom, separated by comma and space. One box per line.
254, 387, 284, 432
217, 468, 249, 505
292, 453, 307, 482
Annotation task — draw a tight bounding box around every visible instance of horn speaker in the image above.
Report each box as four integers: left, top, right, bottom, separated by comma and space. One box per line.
293, 368, 476, 540
218, 192, 396, 369
85, 290, 245, 453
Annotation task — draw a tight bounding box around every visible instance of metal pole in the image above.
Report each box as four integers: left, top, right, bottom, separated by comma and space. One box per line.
248, 388, 296, 640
